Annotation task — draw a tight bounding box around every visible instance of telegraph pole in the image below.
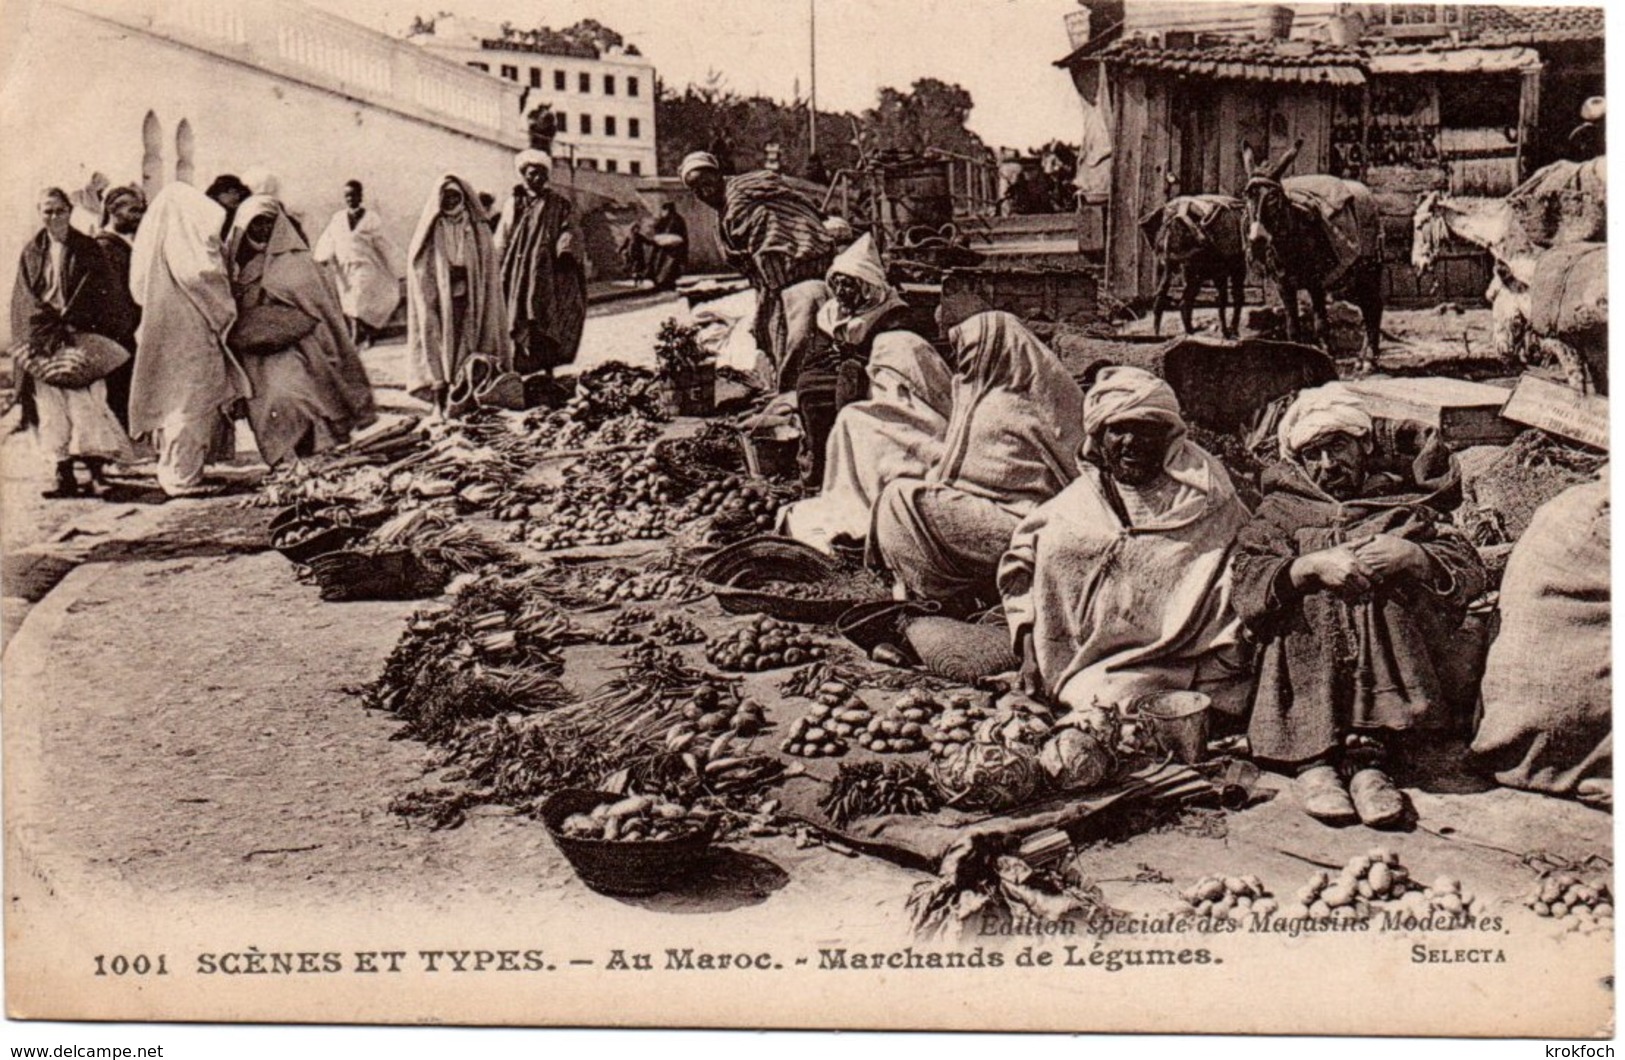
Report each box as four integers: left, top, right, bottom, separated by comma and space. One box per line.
808, 0, 818, 156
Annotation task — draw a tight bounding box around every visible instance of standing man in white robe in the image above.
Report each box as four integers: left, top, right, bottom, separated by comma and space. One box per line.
314, 180, 401, 349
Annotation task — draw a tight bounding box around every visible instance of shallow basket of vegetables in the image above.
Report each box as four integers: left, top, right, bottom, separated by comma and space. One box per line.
539, 789, 718, 896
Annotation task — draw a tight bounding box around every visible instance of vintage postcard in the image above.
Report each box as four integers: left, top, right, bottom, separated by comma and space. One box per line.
1, 0, 1613, 1038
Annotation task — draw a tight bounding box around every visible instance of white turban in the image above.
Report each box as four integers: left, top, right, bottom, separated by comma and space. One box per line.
515, 149, 553, 176
679, 152, 719, 184
1277, 383, 1373, 459
1081, 365, 1185, 461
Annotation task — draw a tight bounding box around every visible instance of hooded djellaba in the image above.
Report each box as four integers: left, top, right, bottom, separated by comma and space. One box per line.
870, 311, 1085, 611
405, 174, 512, 414
226, 195, 376, 468
999, 366, 1252, 716
128, 182, 245, 497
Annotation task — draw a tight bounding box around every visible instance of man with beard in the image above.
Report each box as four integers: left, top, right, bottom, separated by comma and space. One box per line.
495, 148, 584, 403
1232, 384, 1486, 828
93, 184, 146, 428
999, 366, 1251, 717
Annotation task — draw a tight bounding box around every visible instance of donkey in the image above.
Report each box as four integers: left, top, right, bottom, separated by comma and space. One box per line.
1140, 178, 1248, 339
1241, 141, 1385, 369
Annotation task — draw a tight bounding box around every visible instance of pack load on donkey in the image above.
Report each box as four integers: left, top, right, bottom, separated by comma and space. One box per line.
1139, 187, 1247, 340
1241, 140, 1384, 370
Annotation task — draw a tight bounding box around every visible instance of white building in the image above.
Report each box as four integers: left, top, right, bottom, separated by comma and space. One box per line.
0, 0, 655, 343
411, 17, 658, 178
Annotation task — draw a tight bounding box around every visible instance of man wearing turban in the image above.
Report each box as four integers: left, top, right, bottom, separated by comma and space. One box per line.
1232, 384, 1486, 828
999, 366, 1251, 716
495, 148, 584, 401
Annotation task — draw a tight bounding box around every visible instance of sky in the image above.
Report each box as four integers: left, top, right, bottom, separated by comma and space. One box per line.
304, 0, 1087, 150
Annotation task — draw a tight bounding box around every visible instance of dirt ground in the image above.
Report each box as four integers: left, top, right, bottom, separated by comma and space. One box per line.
2, 297, 1612, 1030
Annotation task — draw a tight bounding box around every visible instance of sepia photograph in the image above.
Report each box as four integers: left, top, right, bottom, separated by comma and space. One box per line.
0, 0, 1612, 1043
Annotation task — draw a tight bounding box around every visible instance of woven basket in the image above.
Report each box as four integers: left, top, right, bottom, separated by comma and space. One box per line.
698, 536, 883, 624
902, 617, 1018, 682
540, 789, 716, 896
305, 548, 448, 602
272, 521, 365, 565
22, 333, 131, 389
836, 600, 939, 661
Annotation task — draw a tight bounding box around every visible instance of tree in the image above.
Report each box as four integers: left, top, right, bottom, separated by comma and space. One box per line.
861, 78, 989, 161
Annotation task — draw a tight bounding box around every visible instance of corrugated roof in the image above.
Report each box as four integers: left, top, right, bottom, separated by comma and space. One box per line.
1093, 37, 1368, 84
1467, 5, 1604, 45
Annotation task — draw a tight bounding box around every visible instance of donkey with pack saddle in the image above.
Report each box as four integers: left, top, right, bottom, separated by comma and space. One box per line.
1140, 176, 1248, 339
1242, 140, 1385, 370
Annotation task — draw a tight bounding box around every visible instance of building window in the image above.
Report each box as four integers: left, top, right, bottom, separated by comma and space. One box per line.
605, 159, 618, 173
628, 77, 639, 98
141, 110, 163, 198
579, 71, 590, 93
580, 114, 592, 135
629, 160, 642, 176
174, 118, 195, 185
500, 64, 518, 80
580, 158, 597, 170
468, 62, 489, 72
530, 67, 542, 88
604, 74, 616, 95
556, 112, 567, 132
554, 70, 566, 90
628, 117, 640, 139
605, 116, 617, 137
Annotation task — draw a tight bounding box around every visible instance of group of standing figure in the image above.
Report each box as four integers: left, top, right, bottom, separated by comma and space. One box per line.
12, 145, 589, 498
405, 149, 585, 416
11, 177, 376, 498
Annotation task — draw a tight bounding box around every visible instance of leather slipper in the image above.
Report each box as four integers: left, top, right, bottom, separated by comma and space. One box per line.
1349, 768, 1406, 828
1295, 764, 1358, 825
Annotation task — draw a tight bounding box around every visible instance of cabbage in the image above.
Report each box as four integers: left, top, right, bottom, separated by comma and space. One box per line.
930, 740, 1045, 811
1038, 727, 1115, 792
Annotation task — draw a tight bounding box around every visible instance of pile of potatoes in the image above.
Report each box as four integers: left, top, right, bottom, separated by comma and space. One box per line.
706, 616, 827, 672
1523, 873, 1613, 933
677, 683, 768, 737
922, 697, 995, 755
781, 713, 849, 758
858, 691, 936, 755
1182, 874, 1279, 921
558, 795, 711, 843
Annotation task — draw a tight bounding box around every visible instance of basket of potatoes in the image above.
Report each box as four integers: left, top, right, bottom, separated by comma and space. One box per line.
540, 790, 717, 895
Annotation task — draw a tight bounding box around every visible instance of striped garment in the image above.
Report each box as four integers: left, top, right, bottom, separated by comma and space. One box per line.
719, 170, 835, 294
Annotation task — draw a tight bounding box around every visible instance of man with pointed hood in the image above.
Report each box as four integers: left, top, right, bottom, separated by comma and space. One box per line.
128, 182, 245, 497
226, 195, 376, 467
405, 175, 511, 416
795, 232, 925, 485
999, 366, 1251, 716
780, 251, 952, 553
496, 148, 583, 400
1232, 384, 1486, 828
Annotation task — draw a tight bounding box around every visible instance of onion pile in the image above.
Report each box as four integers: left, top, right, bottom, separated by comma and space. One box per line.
1523, 873, 1612, 933
1181, 874, 1278, 922
706, 616, 827, 672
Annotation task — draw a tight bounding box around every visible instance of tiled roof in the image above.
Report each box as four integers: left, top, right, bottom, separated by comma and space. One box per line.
1466, 5, 1604, 45
1093, 38, 1368, 84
